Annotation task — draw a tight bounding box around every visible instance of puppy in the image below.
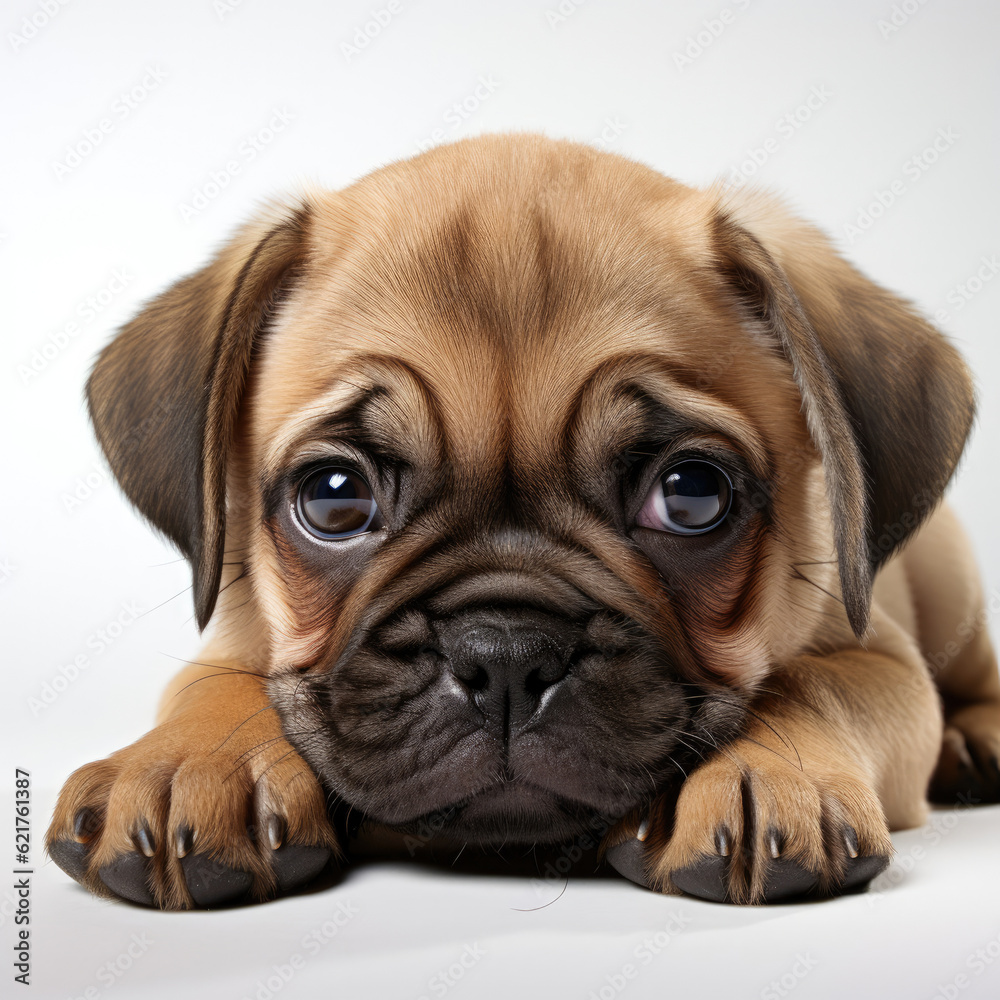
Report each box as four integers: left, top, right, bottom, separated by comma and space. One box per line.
47, 134, 1000, 909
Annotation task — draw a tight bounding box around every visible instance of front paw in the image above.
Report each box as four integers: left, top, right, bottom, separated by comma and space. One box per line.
46, 716, 339, 909
604, 744, 892, 904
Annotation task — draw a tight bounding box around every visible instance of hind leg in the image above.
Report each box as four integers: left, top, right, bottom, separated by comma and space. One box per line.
903, 504, 1000, 803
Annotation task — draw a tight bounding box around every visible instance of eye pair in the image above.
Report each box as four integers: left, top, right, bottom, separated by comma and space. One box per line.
296, 460, 733, 540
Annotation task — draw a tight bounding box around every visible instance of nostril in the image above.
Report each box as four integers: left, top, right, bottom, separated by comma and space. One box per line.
435, 615, 599, 709
525, 666, 559, 697
466, 665, 489, 691
449, 659, 489, 691
525, 648, 580, 695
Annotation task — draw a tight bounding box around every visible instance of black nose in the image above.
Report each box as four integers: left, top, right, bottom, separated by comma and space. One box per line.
433, 607, 584, 731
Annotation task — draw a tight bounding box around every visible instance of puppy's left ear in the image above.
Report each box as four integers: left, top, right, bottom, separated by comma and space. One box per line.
86, 199, 312, 629
710, 192, 975, 636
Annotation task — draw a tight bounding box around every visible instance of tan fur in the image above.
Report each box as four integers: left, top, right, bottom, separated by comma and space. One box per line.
47, 134, 999, 908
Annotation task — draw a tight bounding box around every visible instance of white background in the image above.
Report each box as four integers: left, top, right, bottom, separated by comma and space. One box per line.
2, 1, 1000, 998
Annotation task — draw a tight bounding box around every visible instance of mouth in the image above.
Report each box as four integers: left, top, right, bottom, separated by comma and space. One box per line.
270, 581, 751, 851
374, 776, 644, 847
274, 641, 751, 851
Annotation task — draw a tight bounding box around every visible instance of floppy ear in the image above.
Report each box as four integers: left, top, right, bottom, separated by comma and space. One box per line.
86, 199, 312, 630
710, 193, 975, 637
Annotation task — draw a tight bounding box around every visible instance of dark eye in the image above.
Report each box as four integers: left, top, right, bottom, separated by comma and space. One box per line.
636, 460, 732, 535
297, 467, 378, 539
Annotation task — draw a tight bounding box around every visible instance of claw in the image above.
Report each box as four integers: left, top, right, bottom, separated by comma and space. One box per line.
843, 826, 859, 859
267, 814, 286, 851
134, 826, 156, 858
73, 807, 101, 843
768, 829, 781, 860
714, 826, 731, 857
174, 825, 195, 859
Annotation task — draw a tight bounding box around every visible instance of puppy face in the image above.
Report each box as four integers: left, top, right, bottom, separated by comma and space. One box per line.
87, 135, 973, 845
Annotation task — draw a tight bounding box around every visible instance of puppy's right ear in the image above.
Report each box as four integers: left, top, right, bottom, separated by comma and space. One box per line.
709, 192, 974, 638
86, 199, 312, 629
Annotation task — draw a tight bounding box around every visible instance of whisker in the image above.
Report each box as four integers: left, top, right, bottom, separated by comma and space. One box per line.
284, 769, 316, 792
254, 749, 298, 784
511, 880, 568, 911
228, 734, 293, 769
663, 729, 710, 762
138, 585, 192, 619
218, 569, 248, 595
171, 670, 270, 698
734, 705, 802, 768
732, 735, 803, 772
790, 566, 844, 607
222, 729, 320, 781
211, 705, 277, 753
182, 593, 256, 627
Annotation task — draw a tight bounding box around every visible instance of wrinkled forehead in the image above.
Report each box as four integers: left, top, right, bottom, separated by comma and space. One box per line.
249, 142, 802, 477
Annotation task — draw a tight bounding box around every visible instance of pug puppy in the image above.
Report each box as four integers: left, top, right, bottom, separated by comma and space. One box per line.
47, 134, 1000, 910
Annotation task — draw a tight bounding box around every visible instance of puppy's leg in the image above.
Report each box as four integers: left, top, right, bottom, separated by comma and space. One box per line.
46, 657, 338, 909
605, 641, 941, 903
904, 505, 1000, 803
